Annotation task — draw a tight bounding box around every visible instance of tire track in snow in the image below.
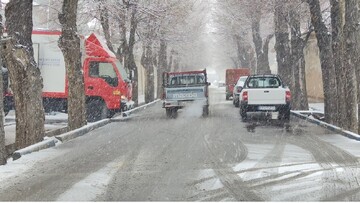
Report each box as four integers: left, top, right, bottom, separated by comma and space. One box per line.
203, 129, 261, 201
56, 156, 125, 201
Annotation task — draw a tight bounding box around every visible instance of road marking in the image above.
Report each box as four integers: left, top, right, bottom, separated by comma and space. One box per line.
56, 157, 124, 201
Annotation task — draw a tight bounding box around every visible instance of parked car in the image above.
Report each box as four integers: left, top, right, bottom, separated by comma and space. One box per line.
239, 74, 291, 121
233, 76, 248, 107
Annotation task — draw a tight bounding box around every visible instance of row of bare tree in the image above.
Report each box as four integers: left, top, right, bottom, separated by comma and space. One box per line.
218, 0, 360, 133
0, 0, 201, 165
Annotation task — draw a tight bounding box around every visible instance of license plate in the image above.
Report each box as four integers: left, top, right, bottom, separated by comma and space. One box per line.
179, 101, 188, 106
258, 106, 276, 111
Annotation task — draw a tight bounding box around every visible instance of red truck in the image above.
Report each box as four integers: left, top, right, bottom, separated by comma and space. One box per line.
4, 30, 132, 122
225, 68, 251, 100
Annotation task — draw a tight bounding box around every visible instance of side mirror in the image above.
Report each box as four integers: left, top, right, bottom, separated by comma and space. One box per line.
237, 86, 243, 93
207, 82, 211, 86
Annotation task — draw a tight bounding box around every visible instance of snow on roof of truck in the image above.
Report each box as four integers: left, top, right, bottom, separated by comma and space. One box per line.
85, 33, 116, 58
166, 70, 206, 75
249, 74, 279, 77
32, 30, 62, 35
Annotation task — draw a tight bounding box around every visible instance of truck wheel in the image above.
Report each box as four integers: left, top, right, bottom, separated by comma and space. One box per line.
202, 106, 209, 117
279, 109, 290, 121
234, 100, 239, 108
240, 106, 247, 121
226, 95, 230, 100
166, 108, 172, 118
87, 100, 108, 122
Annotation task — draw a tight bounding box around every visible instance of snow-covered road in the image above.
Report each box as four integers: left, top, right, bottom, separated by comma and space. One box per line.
0, 87, 360, 201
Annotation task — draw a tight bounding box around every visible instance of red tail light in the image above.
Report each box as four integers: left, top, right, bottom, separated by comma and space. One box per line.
162, 92, 166, 100
242, 91, 248, 102
286, 90, 291, 102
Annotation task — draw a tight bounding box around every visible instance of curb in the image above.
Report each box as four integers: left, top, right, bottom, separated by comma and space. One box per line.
55, 119, 111, 142
10, 100, 161, 161
12, 138, 58, 160
291, 111, 360, 141
120, 99, 160, 117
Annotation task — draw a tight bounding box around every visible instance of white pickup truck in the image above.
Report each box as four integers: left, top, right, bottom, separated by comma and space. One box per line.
239, 75, 291, 121
162, 69, 210, 118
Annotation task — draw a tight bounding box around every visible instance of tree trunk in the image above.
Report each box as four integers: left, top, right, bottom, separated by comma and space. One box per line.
58, 0, 87, 130
4, 0, 45, 149
99, 0, 115, 54
141, 43, 155, 103
174, 57, 180, 72
235, 35, 251, 68
260, 34, 274, 74
251, 16, 262, 74
127, 4, 139, 106
0, 13, 6, 165
307, 0, 338, 124
344, 0, 360, 133
168, 50, 174, 72
251, 15, 272, 74
289, 3, 309, 110
331, 0, 347, 127
157, 39, 167, 99
275, 2, 292, 88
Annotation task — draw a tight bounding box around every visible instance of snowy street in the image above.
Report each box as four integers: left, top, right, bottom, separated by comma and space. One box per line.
0, 87, 360, 201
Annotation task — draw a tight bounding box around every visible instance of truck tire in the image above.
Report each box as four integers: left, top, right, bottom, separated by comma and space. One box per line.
166, 108, 177, 118
240, 105, 247, 121
86, 100, 108, 122
202, 106, 209, 117
166, 108, 172, 118
234, 100, 239, 108
226, 94, 230, 100
279, 109, 290, 121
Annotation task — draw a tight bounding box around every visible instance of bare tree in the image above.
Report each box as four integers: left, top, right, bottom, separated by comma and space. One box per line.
4, 0, 45, 149
306, 0, 338, 124
58, 0, 87, 130
331, 0, 348, 128
344, 0, 360, 133
0, 13, 6, 165
288, 1, 309, 110
274, 1, 291, 88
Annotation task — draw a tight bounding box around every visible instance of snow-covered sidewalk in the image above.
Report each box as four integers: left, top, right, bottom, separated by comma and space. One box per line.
308, 103, 324, 113
4, 110, 68, 148
292, 102, 360, 141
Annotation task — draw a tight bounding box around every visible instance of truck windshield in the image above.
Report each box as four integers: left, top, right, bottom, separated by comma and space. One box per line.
169, 74, 205, 86
246, 77, 281, 88
115, 61, 129, 80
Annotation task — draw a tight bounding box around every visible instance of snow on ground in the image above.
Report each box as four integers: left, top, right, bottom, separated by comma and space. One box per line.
6, 110, 68, 121
317, 134, 360, 157
308, 103, 324, 113
0, 147, 69, 189
56, 156, 125, 201
4, 123, 67, 146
